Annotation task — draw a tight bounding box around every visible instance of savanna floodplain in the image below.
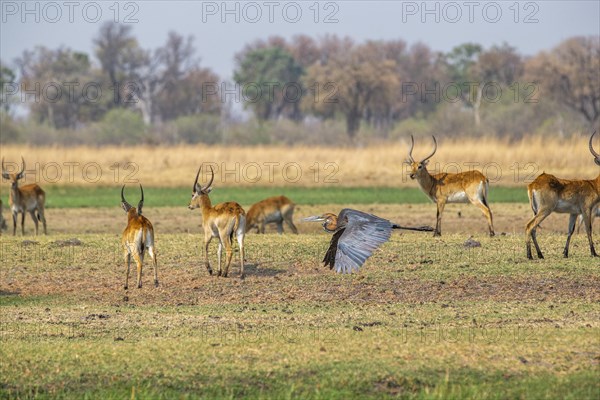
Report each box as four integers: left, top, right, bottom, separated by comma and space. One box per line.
1, 200, 599, 399
1, 141, 599, 398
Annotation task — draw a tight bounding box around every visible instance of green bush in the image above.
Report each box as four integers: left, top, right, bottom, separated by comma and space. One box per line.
0, 112, 21, 144
96, 109, 146, 145
173, 114, 221, 144
389, 117, 433, 140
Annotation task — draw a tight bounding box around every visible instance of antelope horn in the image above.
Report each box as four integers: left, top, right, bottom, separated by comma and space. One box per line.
589, 131, 599, 160
407, 135, 415, 163
137, 184, 144, 215
206, 165, 215, 189
193, 166, 202, 192
19, 156, 25, 176
1, 157, 6, 176
422, 135, 438, 163
121, 185, 133, 212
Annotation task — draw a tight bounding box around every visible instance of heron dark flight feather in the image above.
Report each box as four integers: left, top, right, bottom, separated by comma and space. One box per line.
303, 208, 434, 273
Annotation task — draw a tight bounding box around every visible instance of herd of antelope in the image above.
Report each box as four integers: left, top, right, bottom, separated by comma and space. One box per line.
1, 132, 598, 288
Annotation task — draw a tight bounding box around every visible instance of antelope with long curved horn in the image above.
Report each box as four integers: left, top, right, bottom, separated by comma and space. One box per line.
121, 184, 158, 289
405, 135, 495, 237
526, 131, 600, 259
188, 165, 246, 278
1, 157, 47, 236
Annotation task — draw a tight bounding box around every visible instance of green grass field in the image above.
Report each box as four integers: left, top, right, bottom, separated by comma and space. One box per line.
0, 200, 598, 399
40, 186, 530, 208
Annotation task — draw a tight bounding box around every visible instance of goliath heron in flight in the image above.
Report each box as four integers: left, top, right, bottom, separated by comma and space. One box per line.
303, 209, 434, 273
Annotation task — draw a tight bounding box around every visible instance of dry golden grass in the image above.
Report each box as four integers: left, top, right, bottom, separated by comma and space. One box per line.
1, 135, 598, 188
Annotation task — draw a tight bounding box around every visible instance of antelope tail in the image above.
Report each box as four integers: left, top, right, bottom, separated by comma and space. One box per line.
529, 191, 539, 215
231, 215, 241, 241
139, 228, 149, 254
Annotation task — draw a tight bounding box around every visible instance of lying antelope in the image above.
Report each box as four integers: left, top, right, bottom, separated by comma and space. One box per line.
406, 135, 495, 236
526, 131, 600, 259
188, 166, 246, 278
246, 195, 298, 234
2, 157, 47, 236
121, 185, 158, 289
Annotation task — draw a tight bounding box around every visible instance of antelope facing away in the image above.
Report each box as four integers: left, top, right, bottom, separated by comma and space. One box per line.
121, 185, 158, 289
246, 195, 298, 234
406, 136, 495, 237
303, 209, 434, 273
188, 166, 246, 278
2, 157, 47, 236
526, 131, 600, 259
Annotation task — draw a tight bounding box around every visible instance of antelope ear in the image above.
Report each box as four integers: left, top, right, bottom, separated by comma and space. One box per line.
205, 187, 213, 194
16, 171, 25, 180
1, 172, 9, 180
422, 160, 430, 166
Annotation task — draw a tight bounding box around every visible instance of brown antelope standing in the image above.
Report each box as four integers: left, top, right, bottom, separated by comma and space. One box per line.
188, 166, 246, 278
526, 132, 600, 259
246, 195, 298, 234
1, 157, 47, 236
121, 185, 158, 289
406, 135, 495, 237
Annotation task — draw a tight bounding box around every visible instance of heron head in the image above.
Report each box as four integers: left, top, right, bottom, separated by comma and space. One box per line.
302, 213, 338, 232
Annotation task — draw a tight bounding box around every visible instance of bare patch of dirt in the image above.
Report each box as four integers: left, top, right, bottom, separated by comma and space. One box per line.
3, 260, 598, 308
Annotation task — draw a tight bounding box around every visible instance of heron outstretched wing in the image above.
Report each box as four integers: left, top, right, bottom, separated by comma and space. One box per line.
327, 209, 394, 273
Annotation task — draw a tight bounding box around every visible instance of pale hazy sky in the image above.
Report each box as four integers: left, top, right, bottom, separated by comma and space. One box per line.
1, 0, 599, 79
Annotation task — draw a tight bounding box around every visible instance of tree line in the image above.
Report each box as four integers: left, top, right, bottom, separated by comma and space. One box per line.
0, 22, 598, 145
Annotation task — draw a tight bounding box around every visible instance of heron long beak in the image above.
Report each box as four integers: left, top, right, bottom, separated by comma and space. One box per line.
302, 215, 326, 222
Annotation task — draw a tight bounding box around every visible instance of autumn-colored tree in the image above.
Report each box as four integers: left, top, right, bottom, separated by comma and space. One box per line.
303, 37, 400, 139
154, 32, 221, 122
94, 22, 147, 107
526, 36, 600, 126
387, 41, 447, 123
16, 47, 101, 129
288, 35, 320, 68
